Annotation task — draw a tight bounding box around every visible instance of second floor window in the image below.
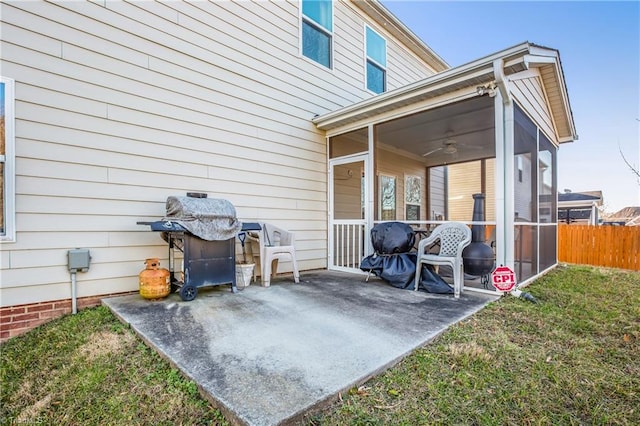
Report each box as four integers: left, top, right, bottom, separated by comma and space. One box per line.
302, 0, 333, 68
366, 26, 386, 93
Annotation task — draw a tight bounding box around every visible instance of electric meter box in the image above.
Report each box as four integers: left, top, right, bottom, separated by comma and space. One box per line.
68, 248, 91, 272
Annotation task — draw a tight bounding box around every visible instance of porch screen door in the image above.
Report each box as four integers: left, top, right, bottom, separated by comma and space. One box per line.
329, 156, 368, 272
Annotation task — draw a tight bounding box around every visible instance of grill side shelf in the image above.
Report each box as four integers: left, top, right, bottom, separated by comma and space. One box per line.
136, 221, 187, 232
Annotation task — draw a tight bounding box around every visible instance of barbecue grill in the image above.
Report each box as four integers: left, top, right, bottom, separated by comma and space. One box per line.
138, 194, 260, 301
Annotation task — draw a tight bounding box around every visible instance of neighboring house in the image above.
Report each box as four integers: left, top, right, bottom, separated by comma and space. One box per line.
558, 190, 603, 225
604, 207, 640, 226
0, 0, 577, 341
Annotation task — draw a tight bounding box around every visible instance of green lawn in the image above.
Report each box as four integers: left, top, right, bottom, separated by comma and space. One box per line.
2, 265, 638, 425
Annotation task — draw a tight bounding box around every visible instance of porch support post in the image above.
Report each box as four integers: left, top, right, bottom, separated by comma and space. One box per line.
326, 135, 333, 268
365, 124, 375, 256
494, 59, 515, 269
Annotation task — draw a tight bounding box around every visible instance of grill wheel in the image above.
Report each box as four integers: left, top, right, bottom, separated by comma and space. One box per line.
179, 284, 198, 301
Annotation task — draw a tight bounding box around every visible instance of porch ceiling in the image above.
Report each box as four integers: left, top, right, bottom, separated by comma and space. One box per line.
376, 95, 495, 167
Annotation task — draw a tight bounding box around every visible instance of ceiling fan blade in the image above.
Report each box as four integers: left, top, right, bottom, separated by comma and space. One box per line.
422, 147, 443, 157
459, 143, 485, 150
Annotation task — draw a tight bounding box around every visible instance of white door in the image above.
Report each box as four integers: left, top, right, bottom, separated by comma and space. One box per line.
329, 154, 370, 272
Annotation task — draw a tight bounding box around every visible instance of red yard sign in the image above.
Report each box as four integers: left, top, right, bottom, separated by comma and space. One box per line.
491, 266, 517, 292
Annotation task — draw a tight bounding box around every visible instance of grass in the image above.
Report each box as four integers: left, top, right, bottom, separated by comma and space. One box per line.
1, 265, 638, 425
308, 265, 640, 425
0, 306, 227, 425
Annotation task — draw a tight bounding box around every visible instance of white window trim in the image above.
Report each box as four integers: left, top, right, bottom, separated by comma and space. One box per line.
1, 76, 16, 242
364, 24, 387, 94
299, 0, 334, 70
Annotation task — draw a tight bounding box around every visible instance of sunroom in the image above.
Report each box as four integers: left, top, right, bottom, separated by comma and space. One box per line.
313, 42, 577, 293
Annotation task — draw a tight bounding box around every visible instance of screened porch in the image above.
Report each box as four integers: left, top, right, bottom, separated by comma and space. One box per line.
316, 42, 577, 293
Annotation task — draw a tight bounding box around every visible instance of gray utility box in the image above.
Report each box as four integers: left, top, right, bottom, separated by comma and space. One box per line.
68, 248, 91, 272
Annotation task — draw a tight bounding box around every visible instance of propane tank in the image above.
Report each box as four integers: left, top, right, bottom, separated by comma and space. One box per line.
139, 258, 170, 300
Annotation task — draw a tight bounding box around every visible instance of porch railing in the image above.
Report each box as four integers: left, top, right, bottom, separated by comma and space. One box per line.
330, 220, 497, 272
331, 220, 366, 271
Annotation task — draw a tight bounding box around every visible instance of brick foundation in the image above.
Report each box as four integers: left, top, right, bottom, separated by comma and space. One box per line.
0, 292, 137, 343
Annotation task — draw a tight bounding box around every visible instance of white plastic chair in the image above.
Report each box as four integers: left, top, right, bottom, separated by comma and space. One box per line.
247, 223, 300, 287
413, 222, 472, 298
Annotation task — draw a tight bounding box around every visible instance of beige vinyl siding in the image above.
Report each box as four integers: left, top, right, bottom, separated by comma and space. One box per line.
0, 0, 436, 307
485, 160, 496, 222
429, 167, 446, 219
334, 7, 371, 92
447, 160, 496, 222
510, 75, 556, 143
385, 36, 434, 89
336, 2, 434, 94
448, 163, 482, 221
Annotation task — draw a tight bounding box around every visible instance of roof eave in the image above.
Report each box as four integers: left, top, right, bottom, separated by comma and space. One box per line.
525, 46, 578, 142
314, 42, 578, 144
313, 42, 532, 131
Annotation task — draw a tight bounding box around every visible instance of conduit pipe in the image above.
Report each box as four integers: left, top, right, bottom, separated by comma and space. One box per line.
71, 271, 78, 314
67, 248, 91, 315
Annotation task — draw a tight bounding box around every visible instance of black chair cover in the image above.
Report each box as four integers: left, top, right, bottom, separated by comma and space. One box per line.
360, 221, 453, 293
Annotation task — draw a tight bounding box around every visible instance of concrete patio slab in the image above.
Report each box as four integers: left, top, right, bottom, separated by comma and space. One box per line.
103, 270, 498, 426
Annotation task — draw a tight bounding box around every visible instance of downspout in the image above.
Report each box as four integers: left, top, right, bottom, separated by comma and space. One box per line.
493, 58, 512, 271
493, 60, 536, 302
493, 59, 511, 105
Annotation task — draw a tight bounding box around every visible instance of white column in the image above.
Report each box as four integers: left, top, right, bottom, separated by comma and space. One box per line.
503, 101, 515, 269
365, 124, 375, 256
494, 58, 515, 269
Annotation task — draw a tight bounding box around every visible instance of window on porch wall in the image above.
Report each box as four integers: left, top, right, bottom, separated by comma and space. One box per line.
372, 144, 427, 222
405, 175, 422, 221
378, 174, 396, 220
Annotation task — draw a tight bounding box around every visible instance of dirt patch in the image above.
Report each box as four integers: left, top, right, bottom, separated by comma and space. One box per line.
77, 330, 135, 361
447, 342, 491, 361
15, 394, 52, 424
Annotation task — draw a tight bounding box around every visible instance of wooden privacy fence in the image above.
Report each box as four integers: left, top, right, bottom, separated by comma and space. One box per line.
558, 224, 640, 271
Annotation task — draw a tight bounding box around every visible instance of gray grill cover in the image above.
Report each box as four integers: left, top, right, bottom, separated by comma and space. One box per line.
163, 196, 242, 241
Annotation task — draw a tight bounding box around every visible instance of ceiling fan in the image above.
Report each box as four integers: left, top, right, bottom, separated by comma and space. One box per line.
422, 133, 459, 157
422, 132, 484, 157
